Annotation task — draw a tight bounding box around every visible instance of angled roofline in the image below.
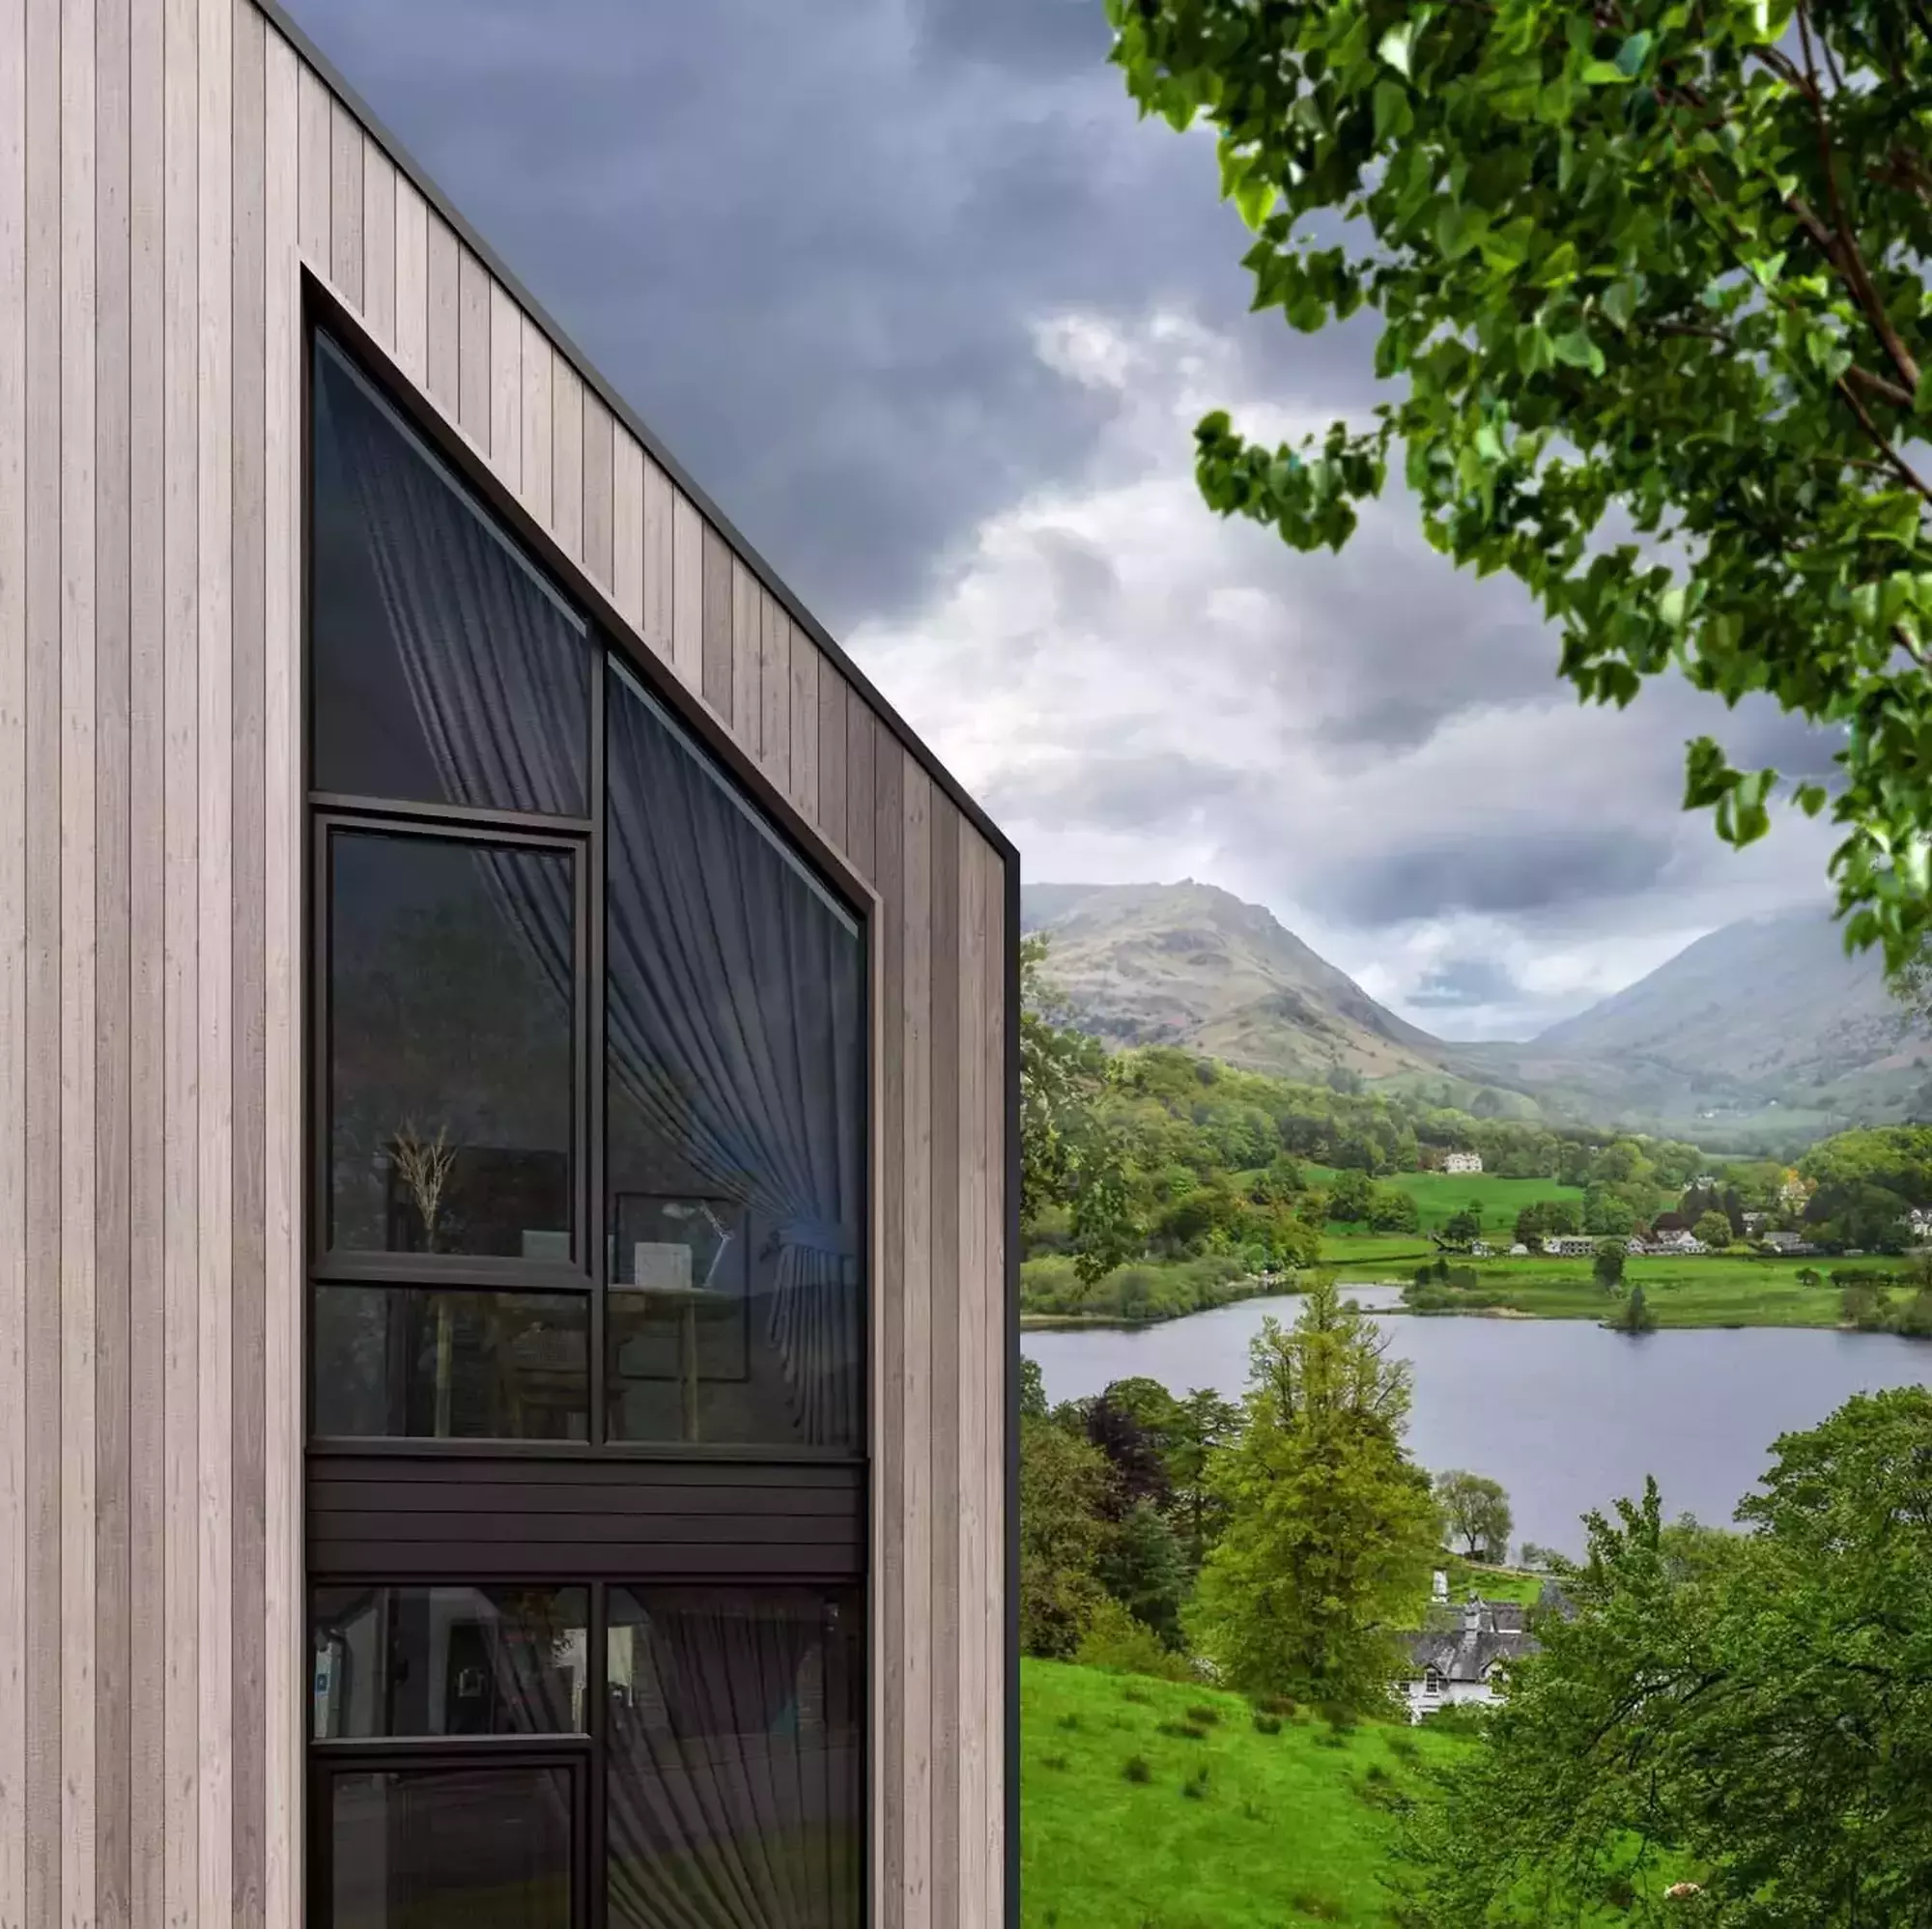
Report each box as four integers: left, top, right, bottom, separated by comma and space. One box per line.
260, 0, 1017, 867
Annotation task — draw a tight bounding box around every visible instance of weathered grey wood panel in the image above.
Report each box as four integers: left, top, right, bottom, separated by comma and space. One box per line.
4, 6, 1013, 1925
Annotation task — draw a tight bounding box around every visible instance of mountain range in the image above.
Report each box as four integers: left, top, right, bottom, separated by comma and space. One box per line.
1020, 880, 1931, 1144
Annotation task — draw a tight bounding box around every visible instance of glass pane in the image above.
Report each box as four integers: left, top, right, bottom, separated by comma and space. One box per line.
605, 1588, 863, 1929
311, 1586, 590, 1739
312, 1286, 588, 1440
327, 830, 574, 1260
327, 1764, 573, 1929
310, 332, 590, 815
606, 667, 866, 1451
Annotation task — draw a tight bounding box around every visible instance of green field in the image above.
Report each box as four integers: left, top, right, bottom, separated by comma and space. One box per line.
1021, 1659, 1648, 1927
1021, 1660, 1469, 1928
1319, 1232, 1435, 1264
1329, 1251, 1861, 1329
1309, 1165, 1585, 1234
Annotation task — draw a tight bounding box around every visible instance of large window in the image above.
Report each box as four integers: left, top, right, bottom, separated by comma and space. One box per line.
306, 328, 867, 1455
305, 322, 868, 1929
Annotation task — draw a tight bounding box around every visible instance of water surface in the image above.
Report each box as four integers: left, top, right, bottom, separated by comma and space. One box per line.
1023, 1292, 1931, 1556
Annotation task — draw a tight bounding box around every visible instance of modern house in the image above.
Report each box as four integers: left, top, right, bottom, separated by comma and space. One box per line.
1442, 1151, 1483, 1175
0, 4, 1017, 1925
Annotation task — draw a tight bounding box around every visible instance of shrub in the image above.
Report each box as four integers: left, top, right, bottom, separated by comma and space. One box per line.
1122, 1684, 1151, 1705
1183, 1703, 1221, 1726
1254, 1693, 1298, 1717
1122, 1754, 1151, 1783
1155, 1719, 1209, 1741
1075, 1598, 1195, 1683
1287, 1892, 1343, 1922
1180, 1766, 1211, 1801
1038, 1752, 1068, 1772
1252, 1712, 1283, 1736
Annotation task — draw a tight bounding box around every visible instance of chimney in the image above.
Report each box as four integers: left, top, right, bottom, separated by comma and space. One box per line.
1432, 1570, 1448, 1603
1463, 1595, 1483, 1634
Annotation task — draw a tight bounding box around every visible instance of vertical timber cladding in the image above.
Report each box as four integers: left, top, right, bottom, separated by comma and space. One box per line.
0, 0, 1014, 1926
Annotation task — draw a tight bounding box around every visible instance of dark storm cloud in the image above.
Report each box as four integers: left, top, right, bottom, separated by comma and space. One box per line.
914, 0, 1114, 72
1304, 827, 1677, 926
1407, 957, 1528, 1008
280, 0, 1329, 632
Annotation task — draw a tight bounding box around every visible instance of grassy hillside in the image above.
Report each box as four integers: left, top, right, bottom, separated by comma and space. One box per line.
1021, 1660, 1468, 1929
1309, 1165, 1584, 1235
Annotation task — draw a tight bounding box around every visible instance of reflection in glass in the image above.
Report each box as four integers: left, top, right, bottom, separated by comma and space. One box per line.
327, 830, 574, 1260
606, 667, 866, 1450
326, 1765, 574, 1929
312, 1286, 588, 1440
604, 1587, 863, 1929
311, 1585, 590, 1739
309, 331, 590, 816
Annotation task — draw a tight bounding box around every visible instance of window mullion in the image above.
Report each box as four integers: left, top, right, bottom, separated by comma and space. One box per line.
588, 659, 608, 1450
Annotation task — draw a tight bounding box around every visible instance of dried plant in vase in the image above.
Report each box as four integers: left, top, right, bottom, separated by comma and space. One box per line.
390, 1119, 457, 1255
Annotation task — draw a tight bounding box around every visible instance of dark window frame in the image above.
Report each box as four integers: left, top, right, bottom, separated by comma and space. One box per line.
309, 809, 593, 1293
301, 278, 876, 1929
301, 303, 873, 1464
307, 1740, 592, 1929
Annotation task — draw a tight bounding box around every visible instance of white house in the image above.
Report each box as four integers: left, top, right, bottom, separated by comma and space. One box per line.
1759, 1229, 1810, 1254
1443, 1151, 1484, 1175
1543, 1234, 1599, 1257
1401, 1586, 1574, 1723
1646, 1229, 1708, 1255
1508, 1242, 1530, 1257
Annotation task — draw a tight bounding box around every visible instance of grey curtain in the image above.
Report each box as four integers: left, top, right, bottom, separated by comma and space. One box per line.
605, 1588, 862, 1929
323, 343, 865, 1448
605, 671, 864, 1449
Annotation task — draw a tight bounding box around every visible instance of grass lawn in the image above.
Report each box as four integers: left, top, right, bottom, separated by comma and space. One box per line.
1442, 1557, 1547, 1605
1327, 1250, 1852, 1329
1021, 1660, 1471, 1928
1306, 1166, 1585, 1237
1319, 1232, 1435, 1264
1021, 1659, 1656, 1927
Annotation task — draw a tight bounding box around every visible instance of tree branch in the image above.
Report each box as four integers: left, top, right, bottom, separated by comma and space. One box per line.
1834, 374, 1932, 507
1795, 4, 1922, 396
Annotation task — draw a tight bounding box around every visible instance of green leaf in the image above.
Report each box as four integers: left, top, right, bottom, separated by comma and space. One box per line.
1435, 200, 1485, 261
1378, 21, 1415, 76
1373, 77, 1412, 145
1614, 31, 1652, 76
1917, 365, 1932, 419
1601, 276, 1638, 330
1580, 60, 1632, 84
1550, 327, 1605, 375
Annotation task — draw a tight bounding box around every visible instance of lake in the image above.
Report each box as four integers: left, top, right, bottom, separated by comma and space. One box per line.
1023, 1290, 1932, 1557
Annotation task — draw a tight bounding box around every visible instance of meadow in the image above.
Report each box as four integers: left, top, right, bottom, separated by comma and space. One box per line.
1020, 1660, 1465, 1929
1307, 1165, 1585, 1234
1339, 1251, 1846, 1326
1020, 1660, 1645, 1928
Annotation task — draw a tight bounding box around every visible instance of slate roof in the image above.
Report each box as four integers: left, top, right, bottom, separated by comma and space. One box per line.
1408, 1587, 1572, 1685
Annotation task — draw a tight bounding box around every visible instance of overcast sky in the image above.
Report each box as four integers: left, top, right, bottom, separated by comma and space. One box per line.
292, 0, 1844, 1043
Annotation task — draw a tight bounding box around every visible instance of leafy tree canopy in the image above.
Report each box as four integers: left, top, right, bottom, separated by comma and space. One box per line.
1195, 1276, 1441, 1711
1108, 0, 1932, 965
1402, 1391, 1932, 1925
1435, 1468, 1514, 1562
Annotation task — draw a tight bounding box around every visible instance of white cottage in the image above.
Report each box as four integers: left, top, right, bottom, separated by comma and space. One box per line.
1443, 1151, 1485, 1175
1400, 1585, 1574, 1723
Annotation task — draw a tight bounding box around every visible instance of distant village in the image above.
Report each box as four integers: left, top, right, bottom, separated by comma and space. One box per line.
1430, 1151, 1851, 1259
